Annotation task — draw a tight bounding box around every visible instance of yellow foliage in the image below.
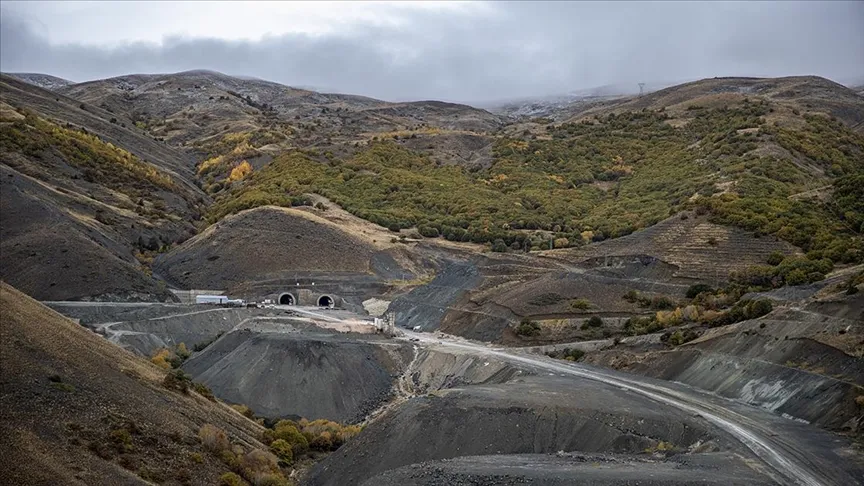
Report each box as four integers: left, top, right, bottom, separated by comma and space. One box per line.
580, 230, 594, 243
229, 161, 253, 181
547, 174, 565, 184
655, 308, 683, 327
198, 155, 224, 175
151, 348, 171, 370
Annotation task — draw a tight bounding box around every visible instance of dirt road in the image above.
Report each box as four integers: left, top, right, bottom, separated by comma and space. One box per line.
400, 330, 862, 486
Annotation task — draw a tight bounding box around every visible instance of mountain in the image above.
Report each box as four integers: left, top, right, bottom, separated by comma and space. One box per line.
565, 76, 864, 130
1, 71, 862, 305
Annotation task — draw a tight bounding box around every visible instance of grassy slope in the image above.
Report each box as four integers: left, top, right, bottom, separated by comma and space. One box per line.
0, 282, 268, 485
210, 99, 863, 266
0, 108, 206, 300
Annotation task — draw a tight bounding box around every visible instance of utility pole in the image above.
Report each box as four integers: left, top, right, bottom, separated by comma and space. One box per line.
638, 83, 646, 97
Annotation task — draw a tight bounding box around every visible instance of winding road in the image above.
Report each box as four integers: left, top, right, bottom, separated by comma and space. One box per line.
400, 329, 863, 486
45, 300, 861, 485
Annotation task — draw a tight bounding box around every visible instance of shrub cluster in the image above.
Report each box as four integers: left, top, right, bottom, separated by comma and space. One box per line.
515, 319, 541, 337
730, 257, 833, 289
199, 424, 290, 486
547, 347, 586, 361
580, 316, 604, 330
260, 418, 362, 465
623, 290, 676, 310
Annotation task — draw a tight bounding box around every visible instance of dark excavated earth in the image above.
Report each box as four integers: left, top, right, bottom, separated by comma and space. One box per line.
307, 375, 748, 486
361, 452, 774, 486
182, 327, 411, 423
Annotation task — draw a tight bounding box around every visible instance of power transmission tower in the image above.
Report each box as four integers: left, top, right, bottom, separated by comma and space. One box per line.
638, 83, 645, 97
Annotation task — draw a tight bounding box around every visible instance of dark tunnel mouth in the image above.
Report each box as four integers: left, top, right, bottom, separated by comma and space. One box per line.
317, 295, 334, 307
279, 293, 295, 305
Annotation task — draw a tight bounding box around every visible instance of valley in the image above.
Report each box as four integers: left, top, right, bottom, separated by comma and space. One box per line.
1, 69, 862, 485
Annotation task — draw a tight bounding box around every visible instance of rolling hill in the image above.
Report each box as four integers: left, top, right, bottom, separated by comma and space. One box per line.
2, 71, 862, 305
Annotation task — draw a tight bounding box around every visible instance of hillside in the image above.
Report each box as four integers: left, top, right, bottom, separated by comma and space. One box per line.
5, 72, 73, 90
565, 76, 864, 132
0, 282, 280, 485
212, 78, 864, 268
154, 206, 383, 290
2, 71, 862, 304
0, 84, 207, 300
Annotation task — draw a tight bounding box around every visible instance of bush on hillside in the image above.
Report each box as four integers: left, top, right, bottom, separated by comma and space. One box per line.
162, 369, 192, 393
685, 284, 715, 299
269, 439, 294, 465
515, 319, 541, 337
581, 316, 604, 330
569, 298, 592, 311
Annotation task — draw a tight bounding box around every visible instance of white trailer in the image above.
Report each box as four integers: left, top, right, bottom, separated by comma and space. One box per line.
196, 295, 229, 305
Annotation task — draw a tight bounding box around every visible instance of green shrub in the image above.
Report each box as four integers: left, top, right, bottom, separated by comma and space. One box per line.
581, 316, 604, 330
515, 319, 541, 337
269, 439, 294, 465
569, 298, 592, 311
270, 420, 309, 456
309, 433, 334, 451
193, 382, 216, 401
110, 428, 133, 452
219, 472, 244, 486
163, 369, 192, 393
547, 347, 585, 361
663, 329, 699, 346
707, 299, 773, 327
766, 251, 785, 266
685, 284, 714, 299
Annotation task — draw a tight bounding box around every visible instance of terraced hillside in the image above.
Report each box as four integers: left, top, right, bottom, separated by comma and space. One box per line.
544, 210, 801, 280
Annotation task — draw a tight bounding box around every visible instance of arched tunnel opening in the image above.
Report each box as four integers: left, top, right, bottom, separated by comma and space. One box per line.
279, 293, 295, 305
317, 295, 334, 308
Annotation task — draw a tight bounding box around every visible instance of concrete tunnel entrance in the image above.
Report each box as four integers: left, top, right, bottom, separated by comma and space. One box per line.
317, 295, 334, 308
279, 293, 295, 305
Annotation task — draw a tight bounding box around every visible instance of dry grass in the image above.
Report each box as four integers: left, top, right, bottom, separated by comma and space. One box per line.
0, 282, 269, 485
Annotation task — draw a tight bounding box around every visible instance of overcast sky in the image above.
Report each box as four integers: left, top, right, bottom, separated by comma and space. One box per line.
1, 1, 862, 103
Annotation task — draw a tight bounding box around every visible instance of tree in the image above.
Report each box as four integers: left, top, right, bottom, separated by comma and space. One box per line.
228, 160, 253, 181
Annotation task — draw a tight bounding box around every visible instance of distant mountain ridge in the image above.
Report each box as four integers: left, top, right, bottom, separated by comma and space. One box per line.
4, 72, 73, 90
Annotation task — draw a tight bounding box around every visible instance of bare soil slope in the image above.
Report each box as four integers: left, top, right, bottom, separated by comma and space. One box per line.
183, 327, 411, 423
0, 283, 267, 486
154, 206, 382, 289
307, 375, 763, 486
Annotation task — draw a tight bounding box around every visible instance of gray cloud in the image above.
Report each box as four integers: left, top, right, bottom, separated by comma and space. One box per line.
2, 1, 863, 103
